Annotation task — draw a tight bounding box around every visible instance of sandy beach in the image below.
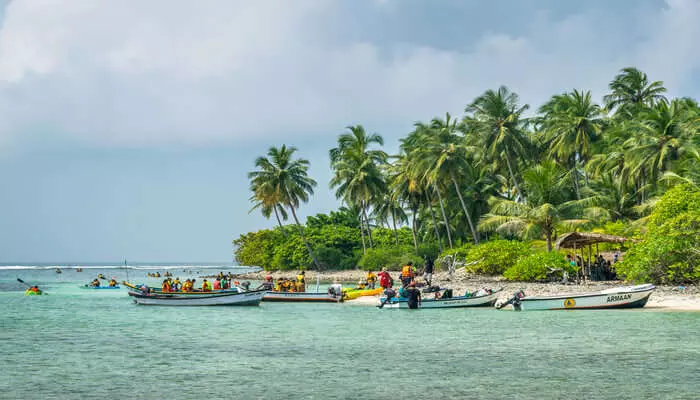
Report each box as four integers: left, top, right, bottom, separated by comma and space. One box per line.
236, 269, 700, 311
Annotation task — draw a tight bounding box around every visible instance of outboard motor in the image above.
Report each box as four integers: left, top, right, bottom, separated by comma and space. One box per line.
377, 288, 397, 308
496, 290, 525, 311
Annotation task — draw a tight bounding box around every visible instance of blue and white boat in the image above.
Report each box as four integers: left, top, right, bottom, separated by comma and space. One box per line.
379, 288, 502, 309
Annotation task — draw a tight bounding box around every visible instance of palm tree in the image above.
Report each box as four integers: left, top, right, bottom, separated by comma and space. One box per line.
412, 114, 480, 243
539, 89, 605, 198
588, 173, 637, 222
479, 160, 593, 251
466, 86, 531, 200
374, 193, 408, 245
388, 155, 423, 250
623, 99, 699, 201
248, 181, 289, 236
604, 67, 667, 116
249, 145, 318, 267
329, 125, 388, 253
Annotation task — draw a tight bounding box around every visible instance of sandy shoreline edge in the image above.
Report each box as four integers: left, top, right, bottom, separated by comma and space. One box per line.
227, 269, 700, 311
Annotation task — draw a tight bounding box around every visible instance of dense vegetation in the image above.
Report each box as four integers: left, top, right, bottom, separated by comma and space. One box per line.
239, 67, 700, 284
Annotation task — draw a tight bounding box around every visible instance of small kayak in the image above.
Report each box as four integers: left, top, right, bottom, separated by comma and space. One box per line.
80, 285, 121, 290
343, 287, 383, 300
25, 290, 43, 296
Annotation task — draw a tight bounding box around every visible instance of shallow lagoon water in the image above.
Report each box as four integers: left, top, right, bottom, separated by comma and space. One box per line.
1, 268, 699, 400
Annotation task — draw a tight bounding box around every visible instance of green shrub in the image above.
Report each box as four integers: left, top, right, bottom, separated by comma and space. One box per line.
357, 246, 423, 271
617, 184, 700, 284
463, 240, 531, 275
417, 242, 440, 262
504, 251, 576, 282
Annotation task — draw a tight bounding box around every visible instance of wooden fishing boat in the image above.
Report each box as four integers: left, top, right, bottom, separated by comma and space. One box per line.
263, 291, 343, 303
122, 281, 244, 295
343, 287, 383, 300
379, 288, 502, 309
127, 289, 265, 306
496, 284, 655, 311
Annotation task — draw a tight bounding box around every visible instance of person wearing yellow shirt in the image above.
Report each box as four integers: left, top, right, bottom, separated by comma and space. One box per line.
296, 271, 306, 292
366, 271, 377, 289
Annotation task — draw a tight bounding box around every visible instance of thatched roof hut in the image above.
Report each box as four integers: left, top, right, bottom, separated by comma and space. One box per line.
555, 232, 635, 250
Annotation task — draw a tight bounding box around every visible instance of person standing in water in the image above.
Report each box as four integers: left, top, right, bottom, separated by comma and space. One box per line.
405, 282, 421, 309
423, 257, 434, 286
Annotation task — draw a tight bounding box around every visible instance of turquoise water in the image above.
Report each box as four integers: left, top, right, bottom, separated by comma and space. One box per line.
2, 268, 699, 400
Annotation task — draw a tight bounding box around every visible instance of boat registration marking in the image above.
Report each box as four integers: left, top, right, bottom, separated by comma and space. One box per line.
606, 294, 632, 302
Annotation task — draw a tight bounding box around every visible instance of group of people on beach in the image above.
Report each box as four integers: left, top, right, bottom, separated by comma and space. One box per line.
565, 252, 619, 281
377, 258, 437, 309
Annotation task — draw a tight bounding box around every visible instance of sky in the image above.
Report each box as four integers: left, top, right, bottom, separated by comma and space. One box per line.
1, 0, 700, 263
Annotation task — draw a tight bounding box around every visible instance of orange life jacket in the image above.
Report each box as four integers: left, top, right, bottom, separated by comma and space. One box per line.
401, 265, 413, 278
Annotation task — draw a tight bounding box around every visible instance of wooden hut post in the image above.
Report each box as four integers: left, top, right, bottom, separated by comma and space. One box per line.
588, 244, 592, 281
574, 242, 583, 277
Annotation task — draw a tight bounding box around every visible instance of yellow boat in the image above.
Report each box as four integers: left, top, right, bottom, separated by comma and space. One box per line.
343, 287, 383, 300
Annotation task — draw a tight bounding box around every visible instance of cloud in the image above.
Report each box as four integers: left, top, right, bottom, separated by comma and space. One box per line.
0, 0, 698, 149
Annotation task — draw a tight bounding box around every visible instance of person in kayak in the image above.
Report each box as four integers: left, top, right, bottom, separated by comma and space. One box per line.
405, 282, 421, 309
25, 286, 42, 295
353, 280, 367, 290
108, 278, 118, 287
91, 278, 100, 287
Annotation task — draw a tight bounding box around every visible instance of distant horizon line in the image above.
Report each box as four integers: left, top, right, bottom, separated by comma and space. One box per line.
0, 261, 238, 266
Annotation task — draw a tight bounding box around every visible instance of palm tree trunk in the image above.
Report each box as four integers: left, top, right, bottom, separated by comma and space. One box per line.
504, 148, 523, 201
451, 175, 479, 244
434, 183, 453, 249
362, 201, 374, 248
410, 207, 418, 251
273, 205, 288, 237
546, 228, 553, 252
359, 216, 367, 254
425, 190, 443, 253
572, 163, 581, 200
391, 209, 399, 245
287, 204, 319, 268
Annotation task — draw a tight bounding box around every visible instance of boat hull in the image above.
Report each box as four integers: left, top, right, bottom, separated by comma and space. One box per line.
263, 291, 342, 303
516, 284, 655, 311
380, 289, 502, 309
80, 285, 121, 290
128, 290, 265, 306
